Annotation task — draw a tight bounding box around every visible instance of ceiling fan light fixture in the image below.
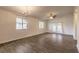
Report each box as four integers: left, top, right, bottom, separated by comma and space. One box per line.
49, 16, 54, 19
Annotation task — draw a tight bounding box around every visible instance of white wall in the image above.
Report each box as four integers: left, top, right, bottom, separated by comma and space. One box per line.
47, 14, 73, 35
73, 7, 78, 40
74, 7, 79, 52
0, 8, 47, 44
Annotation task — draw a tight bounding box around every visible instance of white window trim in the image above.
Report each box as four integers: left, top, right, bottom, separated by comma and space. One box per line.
39, 21, 45, 29
16, 16, 28, 30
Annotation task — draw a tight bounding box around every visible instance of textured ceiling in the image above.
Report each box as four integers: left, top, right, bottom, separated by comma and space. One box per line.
0, 6, 74, 20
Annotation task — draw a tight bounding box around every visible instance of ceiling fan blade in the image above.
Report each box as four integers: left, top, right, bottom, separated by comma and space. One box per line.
53, 15, 56, 18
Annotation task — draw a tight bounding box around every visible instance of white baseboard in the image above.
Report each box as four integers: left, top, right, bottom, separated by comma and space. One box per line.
16, 32, 46, 40
0, 32, 46, 44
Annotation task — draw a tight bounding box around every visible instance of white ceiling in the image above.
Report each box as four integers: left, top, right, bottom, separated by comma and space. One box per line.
0, 6, 74, 20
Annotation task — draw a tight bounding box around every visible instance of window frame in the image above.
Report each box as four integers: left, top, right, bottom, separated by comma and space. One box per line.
16, 16, 28, 30
39, 21, 45, 29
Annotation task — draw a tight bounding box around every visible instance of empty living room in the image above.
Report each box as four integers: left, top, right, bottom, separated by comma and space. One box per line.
0, 6, 79, 53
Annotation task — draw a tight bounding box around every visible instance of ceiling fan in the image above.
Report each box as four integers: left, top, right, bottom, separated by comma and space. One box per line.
42, 12, 57, 20
49, 12, 56, 19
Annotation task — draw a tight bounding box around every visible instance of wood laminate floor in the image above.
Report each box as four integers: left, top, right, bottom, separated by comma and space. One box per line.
0, 33, 78, 53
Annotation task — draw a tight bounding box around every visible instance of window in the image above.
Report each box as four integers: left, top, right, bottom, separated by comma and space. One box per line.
16, 16, 28, 29
57, 23, 63, 33
48, 22, 63, 33
39, 21, 44, 29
